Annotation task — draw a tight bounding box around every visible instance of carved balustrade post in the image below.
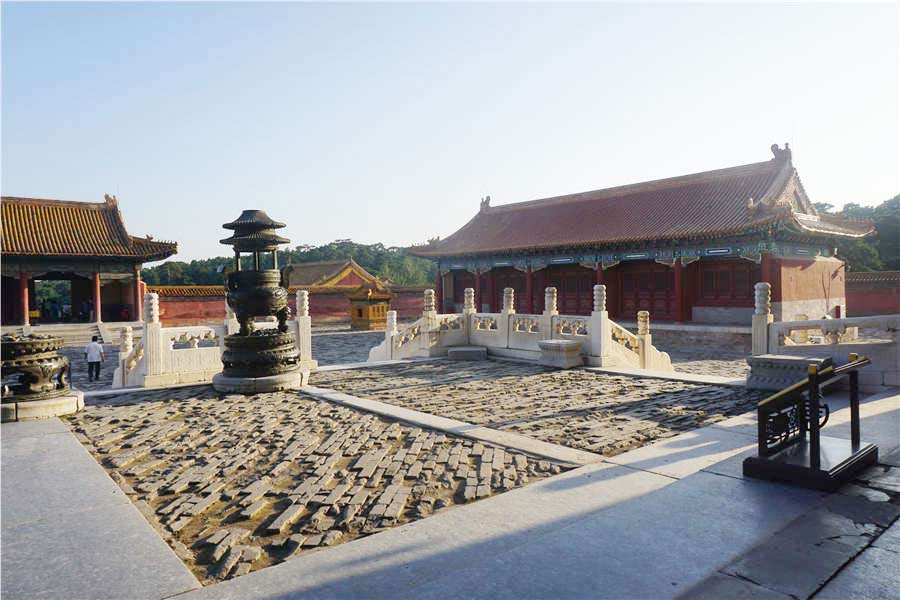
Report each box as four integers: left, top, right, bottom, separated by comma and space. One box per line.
145, 292, 160, 323
502, 287, 515, 315
385, 310, 398, 356
637, 311, 650, 335
143, 292, 163, 376
296, 290, 310, 318
463, 288, 476, 314
544, 287, 558, 316
593, 285, 606, 313
752, 282, 774, 355
542, 287, 558, 342
589, 285, 609, 360
637, 310, 651, 369
120, 326, 133, 355
423, 289, 436, 314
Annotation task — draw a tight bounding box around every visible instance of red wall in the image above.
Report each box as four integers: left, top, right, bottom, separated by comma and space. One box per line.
157, 288, 426, 326
777, 257, 845, 303
846, 285, 900, 317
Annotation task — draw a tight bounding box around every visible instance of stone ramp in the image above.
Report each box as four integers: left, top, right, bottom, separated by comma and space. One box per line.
0, 418, 199, 599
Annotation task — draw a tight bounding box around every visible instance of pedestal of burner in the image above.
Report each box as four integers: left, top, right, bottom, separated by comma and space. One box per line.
2, 391, 85, 423
212, 371, 306, 394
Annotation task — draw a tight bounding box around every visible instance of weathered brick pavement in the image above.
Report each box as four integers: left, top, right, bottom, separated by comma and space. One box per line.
310, 360, 766, 455
311, 330, 382, 366
664, 348, 749, 378
59, 346, 120, 391
66, 389, 565, 583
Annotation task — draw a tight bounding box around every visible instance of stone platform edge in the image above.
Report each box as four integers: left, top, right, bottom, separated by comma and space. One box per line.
301, 385, 601, 466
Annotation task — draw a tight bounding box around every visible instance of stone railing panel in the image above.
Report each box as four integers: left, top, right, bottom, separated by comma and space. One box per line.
508, 314, 544, 352
765, 314, 899, 388
554, 315, 589, 337
469, 313, 504, 348
114, 291, 315, 388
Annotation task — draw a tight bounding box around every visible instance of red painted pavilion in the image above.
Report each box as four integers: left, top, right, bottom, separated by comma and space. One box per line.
1, 195, 177, 326
411, 145, 873, 323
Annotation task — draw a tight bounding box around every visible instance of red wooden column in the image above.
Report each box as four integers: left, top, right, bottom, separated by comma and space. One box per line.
473, 272, 481, 311
435, 269, 444, 313
761, 253, 771, 285
93, 272, 102, 323
595, 264, 604, 285
486, 269, 496, 312
525, 267, 534, 314
19, 271, 30, 326
133, 269, 142, 322
673, 260, 684, 322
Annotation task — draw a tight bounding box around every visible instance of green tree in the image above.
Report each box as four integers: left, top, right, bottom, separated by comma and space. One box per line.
872, 195, 900, 269
142, 240, 437, 286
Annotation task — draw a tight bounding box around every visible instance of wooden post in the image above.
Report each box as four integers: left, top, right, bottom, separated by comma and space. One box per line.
595, 264, 603, 285
525, 267, 534, 314
19, 271, 29, 326
673, 260, 683, 322
93, 271, 102, 323
435, 269, 444, 314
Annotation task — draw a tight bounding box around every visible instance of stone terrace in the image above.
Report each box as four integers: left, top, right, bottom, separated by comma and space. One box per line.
66, 388, 566, 583
310, 360, 767, 455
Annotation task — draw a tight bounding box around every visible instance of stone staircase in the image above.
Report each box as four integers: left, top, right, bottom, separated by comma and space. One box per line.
1, 323, 105, 346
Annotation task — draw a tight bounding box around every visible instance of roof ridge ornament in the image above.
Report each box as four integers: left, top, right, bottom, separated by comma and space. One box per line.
480, 195, 491, 212
104, 193, 118, 205
770, 142, 792, 162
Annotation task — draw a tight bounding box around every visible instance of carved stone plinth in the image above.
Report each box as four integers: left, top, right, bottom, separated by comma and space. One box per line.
212, 371, 305, 394
538, 339, 583, 369
746, 354, 830, 390
2, 392, 85, 423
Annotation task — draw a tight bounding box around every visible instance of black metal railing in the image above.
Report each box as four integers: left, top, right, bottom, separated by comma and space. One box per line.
756, 353, 870, 470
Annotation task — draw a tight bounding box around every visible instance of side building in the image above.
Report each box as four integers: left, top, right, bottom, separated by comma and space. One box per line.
149, 259, 426, 325
1, 195, 177, 327
411, 145, 873, 324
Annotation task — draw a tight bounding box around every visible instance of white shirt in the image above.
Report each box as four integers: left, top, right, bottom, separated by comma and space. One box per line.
84, 342, 104, 362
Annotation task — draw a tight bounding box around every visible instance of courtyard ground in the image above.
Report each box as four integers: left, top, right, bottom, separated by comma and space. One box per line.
66, 385, 566, 582
6, 325, 896, 599
310, 360, 765, 455
3, 374, 897, 599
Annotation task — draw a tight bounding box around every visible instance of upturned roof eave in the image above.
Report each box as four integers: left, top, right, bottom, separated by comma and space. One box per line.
409, 217, 787, 260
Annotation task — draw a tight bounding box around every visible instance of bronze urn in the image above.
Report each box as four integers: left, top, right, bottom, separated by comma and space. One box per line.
1, 334, 71, 401
218, 210, 300, 379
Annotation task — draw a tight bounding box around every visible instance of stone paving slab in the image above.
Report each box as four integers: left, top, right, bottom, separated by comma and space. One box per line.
66, 389, 568, 583
310, 359, 766, 456
816, 546, 900, 600
1, 418, 199, 599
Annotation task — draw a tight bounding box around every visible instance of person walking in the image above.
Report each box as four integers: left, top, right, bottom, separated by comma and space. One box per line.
83, 335, 105, 382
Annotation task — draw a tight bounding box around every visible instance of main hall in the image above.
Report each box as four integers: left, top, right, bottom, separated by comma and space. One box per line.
412, 145, 873, 324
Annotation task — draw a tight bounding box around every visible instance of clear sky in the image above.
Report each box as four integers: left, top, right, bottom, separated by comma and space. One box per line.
3, 2, 898, 262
